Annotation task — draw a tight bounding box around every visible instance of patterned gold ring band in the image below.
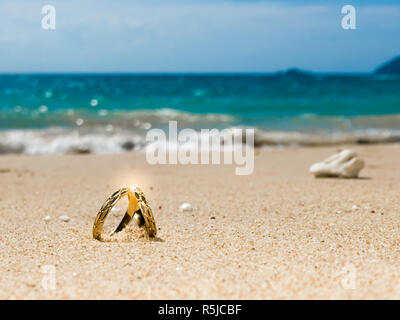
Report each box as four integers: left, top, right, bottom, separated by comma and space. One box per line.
92, 185, 157, 241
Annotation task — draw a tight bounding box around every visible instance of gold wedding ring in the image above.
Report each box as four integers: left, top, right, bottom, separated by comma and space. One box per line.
93, 185, 157, 240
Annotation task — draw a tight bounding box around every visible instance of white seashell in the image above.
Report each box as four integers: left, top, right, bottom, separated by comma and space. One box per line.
179, 203, 193, 212
309, 149, 364, 178
44, 216, 51, 222
59, 215, 71, 222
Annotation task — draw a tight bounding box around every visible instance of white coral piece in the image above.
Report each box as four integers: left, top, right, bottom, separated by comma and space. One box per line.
310, 149, 364, 178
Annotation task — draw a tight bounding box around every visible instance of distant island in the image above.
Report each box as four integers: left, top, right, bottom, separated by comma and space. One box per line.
375, 55, 400, 74
274, 67, 313, 77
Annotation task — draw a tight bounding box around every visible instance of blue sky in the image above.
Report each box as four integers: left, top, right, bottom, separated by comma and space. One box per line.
0, 0, 399, 73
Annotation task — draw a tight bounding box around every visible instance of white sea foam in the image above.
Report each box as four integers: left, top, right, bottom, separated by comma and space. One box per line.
0, 129, 145, 154
1, 126, 400, 155
253, 128, 400, 146
118, 108, 236, 125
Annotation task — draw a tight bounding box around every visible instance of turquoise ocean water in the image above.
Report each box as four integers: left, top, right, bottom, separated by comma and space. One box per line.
0, 73, 399, 153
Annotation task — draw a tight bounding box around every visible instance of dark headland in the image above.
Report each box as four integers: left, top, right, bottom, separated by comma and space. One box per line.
375, 55, 400, 74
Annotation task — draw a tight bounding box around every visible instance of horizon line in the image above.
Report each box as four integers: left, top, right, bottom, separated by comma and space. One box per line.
0, 71, 377, 76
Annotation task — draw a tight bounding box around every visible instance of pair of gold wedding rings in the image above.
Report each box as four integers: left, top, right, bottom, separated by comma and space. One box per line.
92, 185, 157, 241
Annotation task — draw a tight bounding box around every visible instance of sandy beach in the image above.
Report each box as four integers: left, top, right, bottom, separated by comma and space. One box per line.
1, 144, 400, 299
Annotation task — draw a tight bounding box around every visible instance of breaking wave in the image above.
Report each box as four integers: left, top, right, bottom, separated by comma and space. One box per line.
1, 126, 400, 155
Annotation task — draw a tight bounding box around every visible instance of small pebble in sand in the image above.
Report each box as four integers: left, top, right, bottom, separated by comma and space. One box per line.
72, 272, 78, 277
180, 203, 193, 212
336, 210, 342, 214
59, 215, 71, 222
352, 205, 359, 210
44, 216, 51, 222
176, 267, 182, 271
